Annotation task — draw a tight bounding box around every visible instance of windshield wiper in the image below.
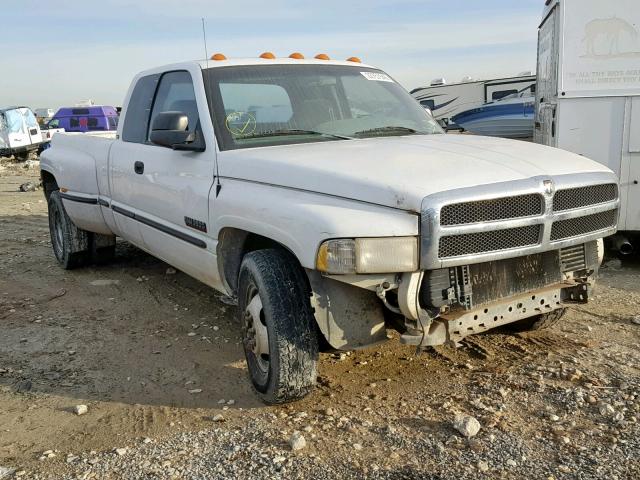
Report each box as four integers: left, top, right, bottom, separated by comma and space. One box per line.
240, 129, 353, 140
353, 126, 419, 137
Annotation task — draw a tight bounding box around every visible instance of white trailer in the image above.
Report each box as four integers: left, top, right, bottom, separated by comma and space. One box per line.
535, 0, 640, 250
411, 74, 536, 128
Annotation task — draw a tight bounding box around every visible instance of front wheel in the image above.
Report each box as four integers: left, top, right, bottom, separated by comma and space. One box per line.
507, 308, 567, 332
238, 249, 318, 404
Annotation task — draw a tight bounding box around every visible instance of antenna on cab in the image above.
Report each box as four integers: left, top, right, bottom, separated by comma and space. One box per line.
201, 17, 209, 64
201, 17, 222, 195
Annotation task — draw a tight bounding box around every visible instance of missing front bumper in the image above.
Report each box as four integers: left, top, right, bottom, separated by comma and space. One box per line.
400, 282, 588, 346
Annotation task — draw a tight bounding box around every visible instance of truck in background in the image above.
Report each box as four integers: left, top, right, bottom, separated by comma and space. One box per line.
48, 106, 119, 133
411, 73, 536, 128
0, 106, 43, 160
535, 0, 640, 254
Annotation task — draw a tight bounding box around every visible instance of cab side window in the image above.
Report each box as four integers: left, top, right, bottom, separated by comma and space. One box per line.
121, 74, 160, 143
149, 71, 200, 137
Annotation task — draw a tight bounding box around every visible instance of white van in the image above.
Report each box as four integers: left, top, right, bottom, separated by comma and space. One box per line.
534, 0, 640, 253
0, 107, 43, 160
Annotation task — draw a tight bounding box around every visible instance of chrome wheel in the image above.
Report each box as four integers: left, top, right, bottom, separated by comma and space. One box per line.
244, 288, 270, 374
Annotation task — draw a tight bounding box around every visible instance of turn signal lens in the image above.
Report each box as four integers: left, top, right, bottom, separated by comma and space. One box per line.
346, 56, 361, 63
289, 52, 305, 59
316, 239, 356, 274
211, 53, 227, 61
314, 53, 330, 60
260, 52, 276, 59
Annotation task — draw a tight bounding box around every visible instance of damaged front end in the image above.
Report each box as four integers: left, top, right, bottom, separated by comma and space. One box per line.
399, 242, 599, 346
398, 172, 618, 347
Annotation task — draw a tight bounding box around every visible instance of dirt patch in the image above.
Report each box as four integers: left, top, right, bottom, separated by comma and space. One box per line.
0, 161, 638, 479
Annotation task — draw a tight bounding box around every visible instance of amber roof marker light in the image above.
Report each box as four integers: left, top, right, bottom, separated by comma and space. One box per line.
314, 53, 330, 60
346, 56, 361, 63
210, 53, 227, 61
289, 52, 305, 59
260, 52, 276, 59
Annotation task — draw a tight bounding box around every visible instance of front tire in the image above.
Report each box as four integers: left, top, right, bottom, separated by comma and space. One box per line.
508, 308, 567, 332
48, 191, 90, 269
238, 249, 319, 404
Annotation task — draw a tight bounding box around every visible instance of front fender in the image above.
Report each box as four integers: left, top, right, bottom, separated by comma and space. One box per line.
211, 179, 420, 269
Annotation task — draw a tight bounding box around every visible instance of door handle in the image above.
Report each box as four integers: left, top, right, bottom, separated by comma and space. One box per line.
134, 161, 144, 174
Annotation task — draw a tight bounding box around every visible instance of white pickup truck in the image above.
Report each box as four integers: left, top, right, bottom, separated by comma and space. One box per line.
40, 55, 619, 403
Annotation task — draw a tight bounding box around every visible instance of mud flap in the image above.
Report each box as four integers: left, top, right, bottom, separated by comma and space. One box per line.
93, 233, 116, 250
306, 270, 388, 350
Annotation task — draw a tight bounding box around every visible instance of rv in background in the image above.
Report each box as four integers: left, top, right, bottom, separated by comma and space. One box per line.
535, 0, 640, 253
410, 73, 536, 128
0, 106, 43, 160
47, 106, 119, 133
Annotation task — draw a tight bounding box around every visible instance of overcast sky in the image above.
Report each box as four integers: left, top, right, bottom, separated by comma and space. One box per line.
1, 0, 543, 109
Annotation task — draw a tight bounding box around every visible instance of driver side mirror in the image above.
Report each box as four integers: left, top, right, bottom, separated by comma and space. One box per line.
149, 112, 203, 151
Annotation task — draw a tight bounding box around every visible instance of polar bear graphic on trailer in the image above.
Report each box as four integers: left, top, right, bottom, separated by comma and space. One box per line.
583, 16, 639, 57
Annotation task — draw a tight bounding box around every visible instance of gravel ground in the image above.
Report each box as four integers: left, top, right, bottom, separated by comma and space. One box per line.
0, 158, 639, 479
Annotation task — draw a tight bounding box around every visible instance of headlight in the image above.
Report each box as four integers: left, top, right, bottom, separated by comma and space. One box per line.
316, 237, 419, 274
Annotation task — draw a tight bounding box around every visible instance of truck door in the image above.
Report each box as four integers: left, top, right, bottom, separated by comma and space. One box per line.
534, 4, 560, 146
109, 69, 219, 287
23, 109, 42, 146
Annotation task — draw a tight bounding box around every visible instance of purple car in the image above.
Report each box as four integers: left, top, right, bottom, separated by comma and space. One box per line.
47, 106, 119, 133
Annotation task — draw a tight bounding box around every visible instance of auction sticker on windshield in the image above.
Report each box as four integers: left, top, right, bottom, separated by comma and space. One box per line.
360, 71, 394, 82
225, 112, 257, 137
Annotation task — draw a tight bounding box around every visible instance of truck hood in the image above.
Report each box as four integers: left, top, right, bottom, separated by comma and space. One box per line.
218, 134, 612, 212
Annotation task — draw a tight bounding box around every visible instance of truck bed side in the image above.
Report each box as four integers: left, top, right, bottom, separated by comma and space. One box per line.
40, 133, 116, 235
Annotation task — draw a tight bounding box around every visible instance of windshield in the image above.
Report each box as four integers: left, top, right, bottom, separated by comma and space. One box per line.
204, 64, 443, 150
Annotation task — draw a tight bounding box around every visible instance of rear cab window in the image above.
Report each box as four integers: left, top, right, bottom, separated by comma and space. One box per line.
121, 70, 203, 148
121, 74, 160, 143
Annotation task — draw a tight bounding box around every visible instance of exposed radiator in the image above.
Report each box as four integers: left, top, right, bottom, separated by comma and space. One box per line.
421, 242, 598, 310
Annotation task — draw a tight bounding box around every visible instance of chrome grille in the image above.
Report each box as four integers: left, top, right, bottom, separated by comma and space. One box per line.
440, 193, 544, 226
551, 209, 618, 241
438, 225, 541, 258
421, 173, 620, 270
553, 184, 618, 212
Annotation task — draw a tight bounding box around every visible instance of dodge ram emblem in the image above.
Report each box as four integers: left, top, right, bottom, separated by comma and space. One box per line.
543, 179, 555, 196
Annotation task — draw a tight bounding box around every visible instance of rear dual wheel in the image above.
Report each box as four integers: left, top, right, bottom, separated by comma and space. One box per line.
238, 249, 319, 404
48, 191, 90, 269
48, 191, 115, 268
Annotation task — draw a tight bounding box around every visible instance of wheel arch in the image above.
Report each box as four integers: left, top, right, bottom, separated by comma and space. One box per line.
41, 169, 59, 202
217, 227, 307, 297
